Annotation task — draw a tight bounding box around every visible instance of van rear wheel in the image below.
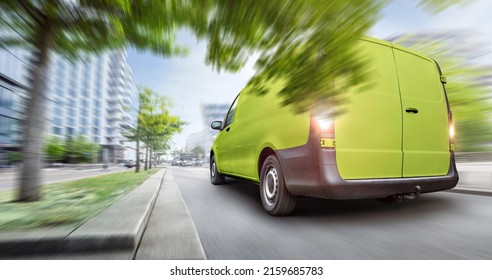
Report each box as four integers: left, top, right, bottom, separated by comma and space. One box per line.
210, 155, 225, 185
260, 155, 297, 216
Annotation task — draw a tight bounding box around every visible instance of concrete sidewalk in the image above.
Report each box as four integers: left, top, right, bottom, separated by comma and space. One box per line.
449, 162, 492, 196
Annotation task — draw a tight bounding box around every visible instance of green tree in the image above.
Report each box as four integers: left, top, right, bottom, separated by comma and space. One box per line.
191, 146, 205, 158
44, 136, 65, 163
391, 34, 492, 151
0, 0, 465, 201
65, 136, 100, 164
125, 86, 184, 173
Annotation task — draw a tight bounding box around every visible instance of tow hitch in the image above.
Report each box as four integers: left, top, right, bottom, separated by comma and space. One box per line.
378, 186, 421, 203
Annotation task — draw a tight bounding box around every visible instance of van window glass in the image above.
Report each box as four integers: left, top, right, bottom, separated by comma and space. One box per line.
224, 95, 239, 127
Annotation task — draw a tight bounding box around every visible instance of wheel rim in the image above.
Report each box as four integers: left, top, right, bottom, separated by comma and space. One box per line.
211, 162, 216, 178
263, 165, 278, 206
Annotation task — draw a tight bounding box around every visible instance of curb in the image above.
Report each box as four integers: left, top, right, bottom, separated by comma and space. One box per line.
0, 169, 166, 256
447, 187, 492, 197
134, 170, 207, 260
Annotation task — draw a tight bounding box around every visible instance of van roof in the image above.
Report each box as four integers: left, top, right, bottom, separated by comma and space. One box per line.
361, 36, 433, 62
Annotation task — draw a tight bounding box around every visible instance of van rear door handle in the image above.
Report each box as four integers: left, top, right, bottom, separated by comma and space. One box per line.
405, 108, 419, 114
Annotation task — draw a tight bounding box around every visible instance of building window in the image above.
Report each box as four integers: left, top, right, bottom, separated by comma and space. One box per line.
70, 89, 77, 97
67, 127, 74, 136
54, 107, 62, 116
0, 88, 13, 110
53, 117, 62, 126
68, 118, 76, 127
52, 126, 62, 135
92, 127, 99, 135
68, 108, 75, 116
0, 116, 11, 136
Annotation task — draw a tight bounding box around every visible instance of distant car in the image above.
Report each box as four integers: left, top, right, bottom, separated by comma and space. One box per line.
124, 160, 136, 168
180, 159, 193, 167
193, 158, 204, 167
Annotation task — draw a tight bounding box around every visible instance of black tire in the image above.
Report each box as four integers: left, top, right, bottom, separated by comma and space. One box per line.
260, 155, 297, 216
210, 155, 225, 185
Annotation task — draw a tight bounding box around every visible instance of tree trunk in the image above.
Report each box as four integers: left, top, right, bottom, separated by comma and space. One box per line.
135, 117, 141, 173
149, 146, 153, 169
17, 20, 53, 202
144, 144, 149, 170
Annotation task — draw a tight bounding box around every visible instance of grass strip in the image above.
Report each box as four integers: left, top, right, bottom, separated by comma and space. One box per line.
0, 168, 160, 231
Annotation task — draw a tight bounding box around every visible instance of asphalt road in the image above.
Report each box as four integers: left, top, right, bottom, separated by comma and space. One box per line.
0, 166, 130, 190
170, 166, 492, 259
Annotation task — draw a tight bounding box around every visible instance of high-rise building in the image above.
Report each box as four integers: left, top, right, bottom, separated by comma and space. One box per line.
0, 48, 28, 166
46, 50, 134, 163
0, 46, 135, 165
185, 103, 230, 162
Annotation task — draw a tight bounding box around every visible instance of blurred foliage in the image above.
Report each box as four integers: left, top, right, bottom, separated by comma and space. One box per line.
416, 0, 475, 13
44, 136, 65, 163
191, 146, 205, 157
194, 1, 385, 113
0, 0, 187, 58
6, 151, 21, 165
392, 34, 492, 151
0, 0, 385, 114
64, 135, 100, 163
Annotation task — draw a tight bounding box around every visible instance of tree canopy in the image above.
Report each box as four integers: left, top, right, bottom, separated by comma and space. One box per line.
125, 86, 184, 172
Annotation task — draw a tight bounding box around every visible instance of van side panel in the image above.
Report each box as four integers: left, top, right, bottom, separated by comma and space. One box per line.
231, 82, 311, 180
335, 40, 403, 179
393, 47, 450, 177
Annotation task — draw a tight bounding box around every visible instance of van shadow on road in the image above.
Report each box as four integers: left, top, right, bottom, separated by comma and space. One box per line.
214, 177, 458, 222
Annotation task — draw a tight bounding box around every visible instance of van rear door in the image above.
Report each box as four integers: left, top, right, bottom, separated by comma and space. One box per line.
392, 46, 450, 177
335, 39, 403, 179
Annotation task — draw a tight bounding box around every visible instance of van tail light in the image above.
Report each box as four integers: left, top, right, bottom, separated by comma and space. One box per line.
449, 123, 455, 142
311, 115, 335, 136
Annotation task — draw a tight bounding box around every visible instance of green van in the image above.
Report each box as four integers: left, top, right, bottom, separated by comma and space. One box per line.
209, 37, 459, 216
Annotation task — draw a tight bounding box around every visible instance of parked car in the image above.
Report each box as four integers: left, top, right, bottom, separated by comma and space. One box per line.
124, 160, 136, 168
209, 37, 458, 216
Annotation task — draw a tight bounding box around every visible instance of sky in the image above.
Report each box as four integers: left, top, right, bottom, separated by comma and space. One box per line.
126, 0, 492, 151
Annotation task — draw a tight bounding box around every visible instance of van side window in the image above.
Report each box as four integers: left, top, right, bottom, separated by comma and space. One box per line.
224, 95, 239, 128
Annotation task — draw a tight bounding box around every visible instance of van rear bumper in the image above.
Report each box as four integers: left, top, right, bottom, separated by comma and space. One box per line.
277, 136, 459, 200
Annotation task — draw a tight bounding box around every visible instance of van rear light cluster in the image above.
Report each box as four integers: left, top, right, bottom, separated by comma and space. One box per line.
311, 115, 336, 148
449, 122, 455, 152
311, 115, 335, 135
